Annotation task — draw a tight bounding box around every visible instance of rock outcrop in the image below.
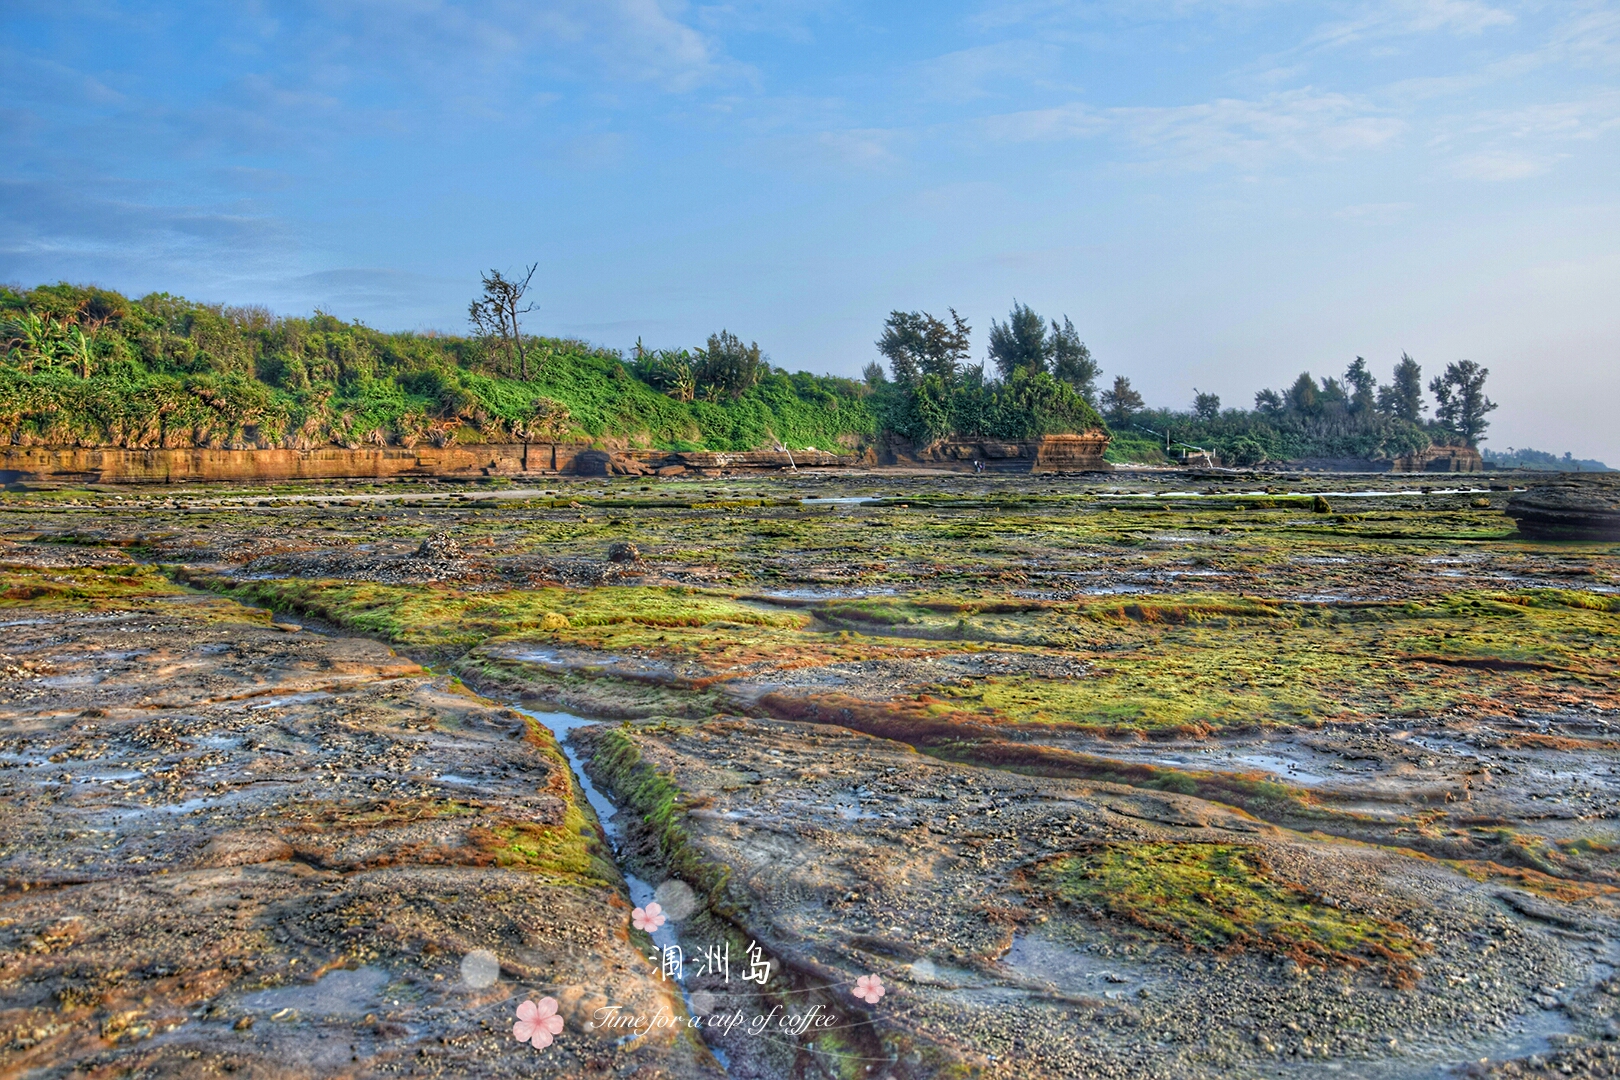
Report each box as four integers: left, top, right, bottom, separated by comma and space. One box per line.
1390, 445, 1484, 472
0, 442, 860, 484
884, 431, 1113, 472
1506, 472, 1620, 540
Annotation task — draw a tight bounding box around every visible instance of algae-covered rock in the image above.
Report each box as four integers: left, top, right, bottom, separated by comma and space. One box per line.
1506, 473, 1620, 540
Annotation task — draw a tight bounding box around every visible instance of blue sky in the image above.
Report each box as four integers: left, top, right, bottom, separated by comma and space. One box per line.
4, 1, 1618, 460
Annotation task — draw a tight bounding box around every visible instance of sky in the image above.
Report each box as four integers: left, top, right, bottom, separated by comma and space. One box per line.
3, 1, 1618, 461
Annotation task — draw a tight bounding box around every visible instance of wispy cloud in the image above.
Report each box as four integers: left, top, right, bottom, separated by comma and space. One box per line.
981, 89, 1403, 170
1431, 89, 1620, 180
916, 40, 1062, 102
1308, 0, 1514, 50
1447, 150, 1553, 180
1332, 201, 1416, 218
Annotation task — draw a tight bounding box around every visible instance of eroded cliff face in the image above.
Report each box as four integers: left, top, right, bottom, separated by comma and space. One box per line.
0, 444, 570, 484
882, 432, 1113, 473
0, 436, 1116, 484
1389, 445, 1484, 473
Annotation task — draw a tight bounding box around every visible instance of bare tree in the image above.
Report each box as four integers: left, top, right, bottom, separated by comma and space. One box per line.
469, 264, 538, 379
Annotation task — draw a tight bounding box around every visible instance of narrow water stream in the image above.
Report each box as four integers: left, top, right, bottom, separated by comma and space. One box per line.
510, 706, 733, 1073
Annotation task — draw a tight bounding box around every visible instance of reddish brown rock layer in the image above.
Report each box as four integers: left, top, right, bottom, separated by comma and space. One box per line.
882, 431, 1113, 473
0, 443, 860, 484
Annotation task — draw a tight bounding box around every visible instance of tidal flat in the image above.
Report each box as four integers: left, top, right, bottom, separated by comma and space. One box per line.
1, 471, 1617, 1079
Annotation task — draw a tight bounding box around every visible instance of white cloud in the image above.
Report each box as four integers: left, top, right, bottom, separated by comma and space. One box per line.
1332, 201, 1416, 218
981, 89, 1404, 170
304, 0, 736, 97
1309, 0, 1514, 50
979, 101, 1109, 142
1433, 89, 1620, 180
1448, 150, 1553, 179
916, 40, 1062, 103
813, 127, 905, 169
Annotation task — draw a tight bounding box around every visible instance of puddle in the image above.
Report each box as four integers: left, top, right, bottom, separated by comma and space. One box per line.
39, 674, 102, 688
246, 692, 333, 710
239, 965, 391, 1018
505, 649, 674, 679
1003, 931, 1154, 999
756, 586, 898, 600
1229, 753, 1330, 786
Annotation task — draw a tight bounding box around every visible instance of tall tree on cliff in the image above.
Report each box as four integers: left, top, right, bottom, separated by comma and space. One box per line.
1377, 353, 1425, 422
1048, 315, 1101, 403
877, 309, 972, 386
987, 301, 1050, 378
1429, 360, 1497, 445
1345, 356, 1377, 414
469, 265, 538, 379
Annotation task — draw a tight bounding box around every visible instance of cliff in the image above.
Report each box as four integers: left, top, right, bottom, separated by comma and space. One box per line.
880, 432, 1112, 473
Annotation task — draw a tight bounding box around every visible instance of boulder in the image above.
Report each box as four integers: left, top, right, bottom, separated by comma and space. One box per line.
1506, 473, 1620, 541
574, 449, 651, 476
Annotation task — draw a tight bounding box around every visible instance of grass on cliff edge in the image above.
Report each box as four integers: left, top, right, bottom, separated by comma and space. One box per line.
1036, 842, 1427, 984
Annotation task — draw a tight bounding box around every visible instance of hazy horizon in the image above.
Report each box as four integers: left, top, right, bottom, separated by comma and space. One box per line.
4, 1, 1617, 461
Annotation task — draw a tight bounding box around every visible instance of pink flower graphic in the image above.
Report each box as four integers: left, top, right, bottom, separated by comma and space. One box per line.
632, 902, 666, 932
852, 974, 886, 1004
513, 997, 564, 1049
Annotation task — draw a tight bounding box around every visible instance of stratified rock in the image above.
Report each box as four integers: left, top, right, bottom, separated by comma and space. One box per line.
883, 432, 1113, 473
1391, 445, 1484, 472
574, 449, 652, 476
1506, 473, 1620, 540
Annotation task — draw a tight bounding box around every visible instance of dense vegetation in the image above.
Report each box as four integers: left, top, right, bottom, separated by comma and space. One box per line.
3, 281, 1535, 467
1097, 355, 1495, 466
864, 304, 1107, 443
0, 283, 876, 453
1483, 447, 1612, 473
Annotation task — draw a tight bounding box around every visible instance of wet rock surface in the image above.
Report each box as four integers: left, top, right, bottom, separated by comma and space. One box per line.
1508, 474, 1620, 541
0, 593, 713, 1078
575, 717, 1611, 1079
1, 470, 1617, 1078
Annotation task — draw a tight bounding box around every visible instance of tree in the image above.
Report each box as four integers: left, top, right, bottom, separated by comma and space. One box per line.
987, 301, 1048, 378
1285, 372, 1319, 414
1345, 356, 1376, 414
1099, 375, 1144, 425
877, 309, 971, 386
1192, 389, 1221, 420
1376, 353, 1424, 422
1254, 388, 1284, 415
692, 330, 767, 399
469, 264, 538, 379
1429, 359, 1496, 444
1049, 316, 1100, 402
861, 361, 887, 388
1318, 376, 1348, 410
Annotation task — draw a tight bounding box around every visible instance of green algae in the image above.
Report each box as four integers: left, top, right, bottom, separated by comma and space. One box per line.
0, 564, 184, 606
205, 576, 805, 659
1038, 842, 1426, 982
